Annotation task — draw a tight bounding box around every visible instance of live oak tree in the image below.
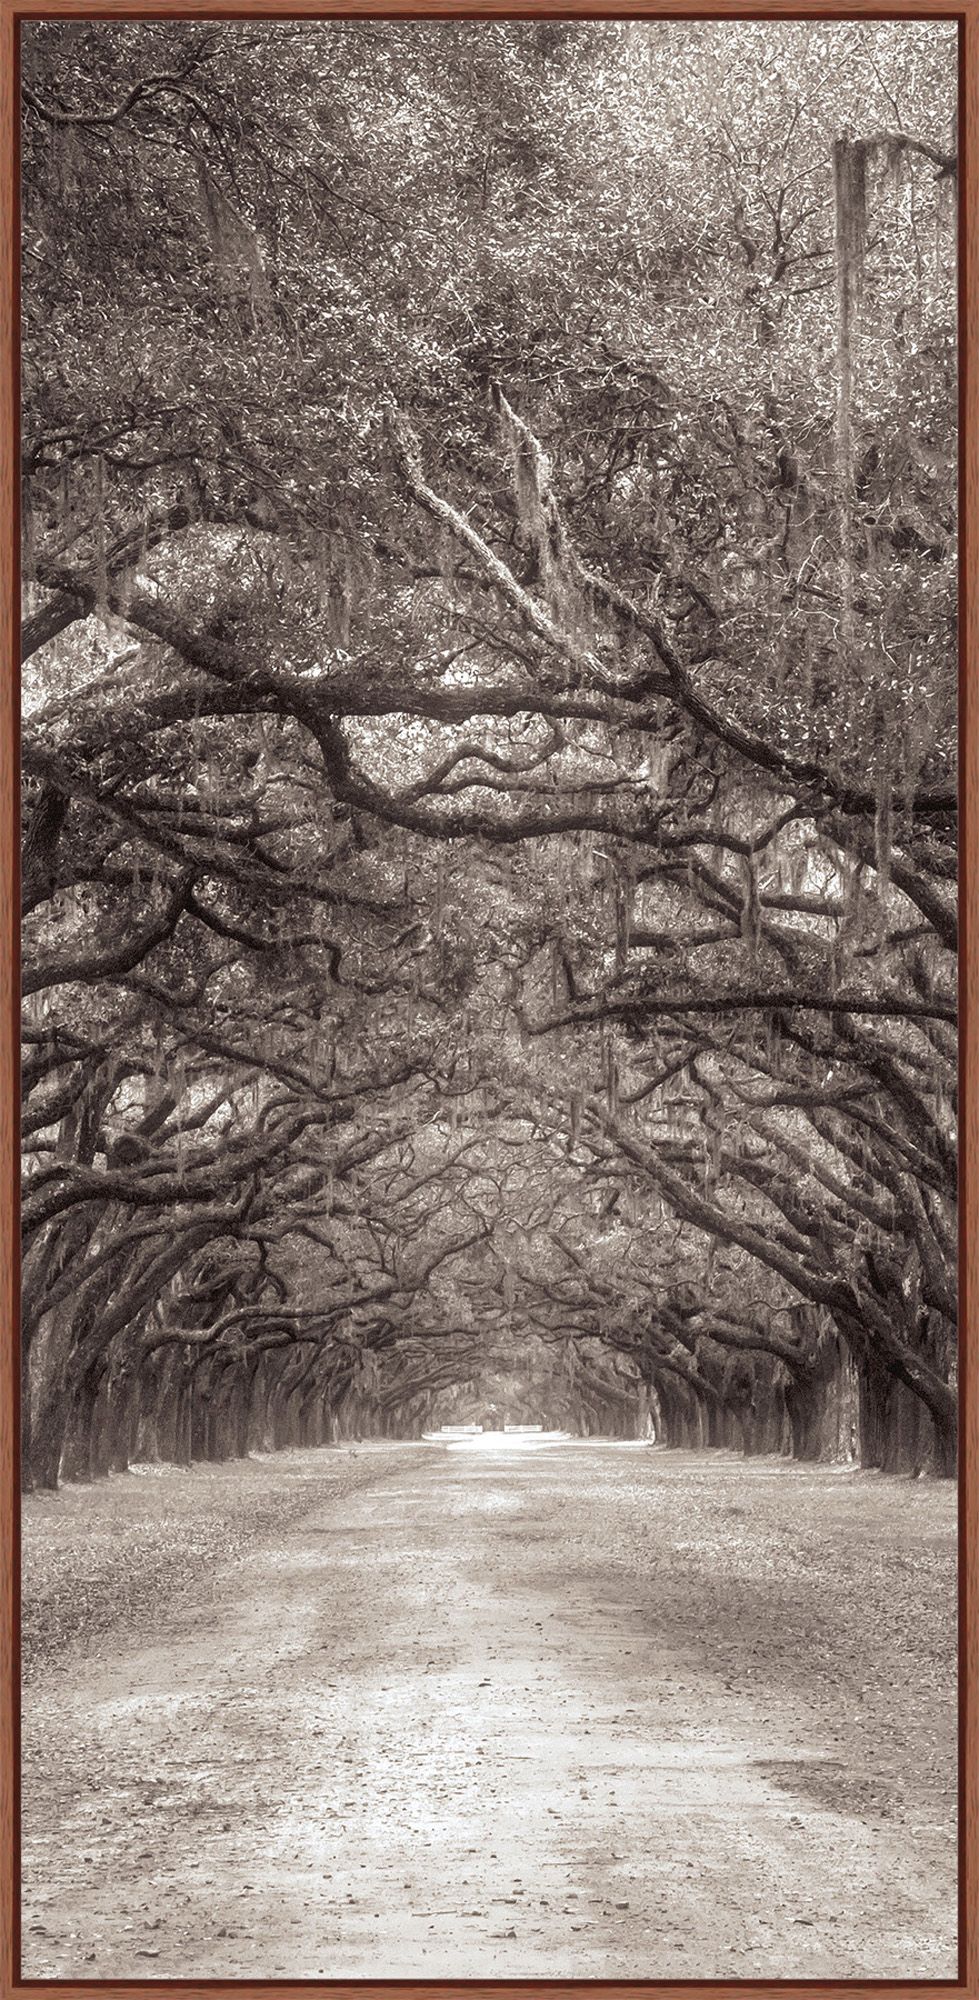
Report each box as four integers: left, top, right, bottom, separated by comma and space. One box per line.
21, 19, 957, 1486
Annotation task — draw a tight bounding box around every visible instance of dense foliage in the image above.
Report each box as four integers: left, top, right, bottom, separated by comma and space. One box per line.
21, 19, 958, 1485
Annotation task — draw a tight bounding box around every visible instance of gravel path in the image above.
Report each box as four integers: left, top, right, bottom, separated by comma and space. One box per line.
21, 1440, 957, 1979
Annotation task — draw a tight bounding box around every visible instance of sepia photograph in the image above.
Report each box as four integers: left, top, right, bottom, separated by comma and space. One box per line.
15, 9, 961, 1984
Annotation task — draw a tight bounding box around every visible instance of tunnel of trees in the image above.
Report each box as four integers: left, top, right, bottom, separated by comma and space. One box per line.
20, 19, 958, 1489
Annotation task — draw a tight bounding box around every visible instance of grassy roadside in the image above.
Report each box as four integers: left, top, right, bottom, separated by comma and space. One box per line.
21, 1444, 416, 1683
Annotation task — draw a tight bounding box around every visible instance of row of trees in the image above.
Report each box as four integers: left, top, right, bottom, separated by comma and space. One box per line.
21, 18, 958, 1486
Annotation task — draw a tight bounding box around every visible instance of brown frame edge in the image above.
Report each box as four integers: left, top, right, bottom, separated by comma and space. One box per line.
0, 3, 975, 1995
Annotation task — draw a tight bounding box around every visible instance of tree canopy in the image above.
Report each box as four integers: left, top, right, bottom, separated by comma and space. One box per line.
21, 18, 958, 1486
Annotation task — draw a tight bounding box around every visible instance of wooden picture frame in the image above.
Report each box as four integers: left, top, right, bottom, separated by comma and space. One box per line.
1, 3, 975, 1994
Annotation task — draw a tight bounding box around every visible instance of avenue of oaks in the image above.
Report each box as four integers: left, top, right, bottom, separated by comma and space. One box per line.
20, 20, 958, 1486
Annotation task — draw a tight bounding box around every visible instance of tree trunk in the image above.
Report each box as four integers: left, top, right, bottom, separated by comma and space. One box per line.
23, 1379, 67, 1490
857, 1349, 953, 1475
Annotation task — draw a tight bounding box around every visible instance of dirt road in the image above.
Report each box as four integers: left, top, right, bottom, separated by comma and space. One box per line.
22, 1439, 957, 1979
